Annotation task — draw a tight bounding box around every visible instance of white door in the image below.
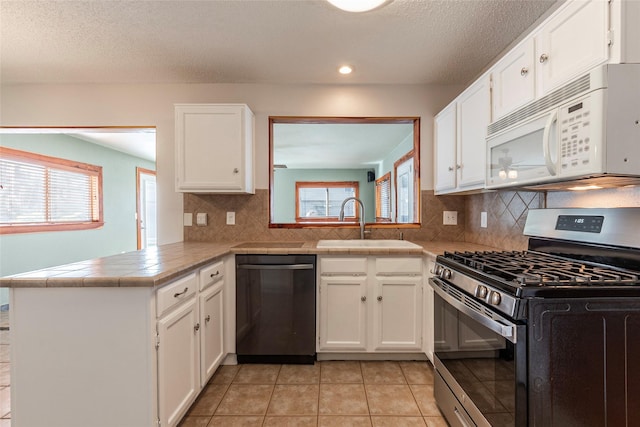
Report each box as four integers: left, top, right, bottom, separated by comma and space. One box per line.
318, 276, 368, 351
492, 38, 536, 120
395, 157, 415, 223
372, 277, 422, 351
200, 284, 224, 387
536, 0, 609, 96
157, 299, 199, 427
137, 168, 157, 249
457, 75, 491, 188
434, 102, 457, 193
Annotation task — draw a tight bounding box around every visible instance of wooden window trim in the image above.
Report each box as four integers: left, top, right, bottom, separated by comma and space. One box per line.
295, 181, 360, 222
0, 146, 104, 234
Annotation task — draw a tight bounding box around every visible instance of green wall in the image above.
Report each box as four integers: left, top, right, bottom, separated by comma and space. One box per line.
0, 134, 155, 304
273, 168, 375, 223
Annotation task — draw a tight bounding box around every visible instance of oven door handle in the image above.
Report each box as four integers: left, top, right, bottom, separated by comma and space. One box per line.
429, 277, 517, 343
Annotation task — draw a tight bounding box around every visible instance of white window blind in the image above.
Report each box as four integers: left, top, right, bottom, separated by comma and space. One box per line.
376, 173, 391, 221
296, 182, 358, 221
0, 147, 102, 232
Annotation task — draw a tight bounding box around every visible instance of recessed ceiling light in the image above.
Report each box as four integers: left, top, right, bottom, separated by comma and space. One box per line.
327, 0, 390, 13
338, 65, 353, 75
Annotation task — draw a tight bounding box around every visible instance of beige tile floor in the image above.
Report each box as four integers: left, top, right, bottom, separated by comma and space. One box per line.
179, 361, 447, 427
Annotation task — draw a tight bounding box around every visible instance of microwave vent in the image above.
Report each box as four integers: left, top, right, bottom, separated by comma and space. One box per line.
488, 73, 591, 136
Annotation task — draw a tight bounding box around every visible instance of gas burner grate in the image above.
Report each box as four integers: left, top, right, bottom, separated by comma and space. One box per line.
443, 251, 640, 287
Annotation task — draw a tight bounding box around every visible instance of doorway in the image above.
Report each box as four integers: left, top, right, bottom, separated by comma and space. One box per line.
137, 167, 157, 249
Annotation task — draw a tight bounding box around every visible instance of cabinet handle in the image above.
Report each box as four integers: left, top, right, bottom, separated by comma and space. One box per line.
377, 296, 383, 302
448, 166, 454, 172
194, 323, 200, 332
539, 53, 549, 63
173, 287, 189, 298
520, 67, 529, 76
361, 296, 367, 302
233, 168, 239, 174
210, 271, 220, 278
205, 315, 211, 323
456, 164, 462, 170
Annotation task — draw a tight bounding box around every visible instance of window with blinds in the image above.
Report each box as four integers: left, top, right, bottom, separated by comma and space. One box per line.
0, 147, 103, 234
375, 172, 391, 222
295, 181, 359, 222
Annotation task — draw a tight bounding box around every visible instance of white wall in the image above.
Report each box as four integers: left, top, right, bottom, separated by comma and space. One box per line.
1, 83, 463, 246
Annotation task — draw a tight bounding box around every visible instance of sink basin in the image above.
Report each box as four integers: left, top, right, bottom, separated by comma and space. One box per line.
316, 240, 422, 249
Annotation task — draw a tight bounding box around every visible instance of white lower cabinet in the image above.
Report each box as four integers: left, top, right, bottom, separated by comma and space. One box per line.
319, 275, 368, 351
200, 282, 225, 385
157, 297, 200, 427
373, 276, 422, 351
318, 256, 422, 353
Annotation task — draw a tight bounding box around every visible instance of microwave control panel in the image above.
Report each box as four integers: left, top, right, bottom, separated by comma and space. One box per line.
559, 98, 593, 171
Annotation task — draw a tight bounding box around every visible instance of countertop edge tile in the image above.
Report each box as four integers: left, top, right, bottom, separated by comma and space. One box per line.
1, 240, 502, 288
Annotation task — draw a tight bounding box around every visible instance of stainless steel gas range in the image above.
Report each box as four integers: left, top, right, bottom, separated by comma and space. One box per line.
429, 208, 640, 427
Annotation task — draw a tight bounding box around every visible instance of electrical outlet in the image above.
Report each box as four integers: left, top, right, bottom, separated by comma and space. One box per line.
183, 213, 193, 227
196, 212, 208, 226
226, 211, 236, 225
481, 211, 488, 228
443, 211, 458, 225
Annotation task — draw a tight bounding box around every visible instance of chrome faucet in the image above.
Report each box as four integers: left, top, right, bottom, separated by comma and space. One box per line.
339, 197, 366, 239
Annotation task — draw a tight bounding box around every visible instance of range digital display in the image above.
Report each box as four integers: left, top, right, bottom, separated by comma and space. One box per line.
556, 215, 604, 233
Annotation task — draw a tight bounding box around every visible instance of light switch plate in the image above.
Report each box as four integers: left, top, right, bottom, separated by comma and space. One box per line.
183, 213, 193, 227
481, 211, 488, 228
443, 211, 458, 225
196, 212, 208, 226
226, 212, 236, 225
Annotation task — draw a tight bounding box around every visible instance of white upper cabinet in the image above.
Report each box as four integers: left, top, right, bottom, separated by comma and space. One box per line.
434, 75, 490, 195
434, 101, 457, 193
535, 0, 609, 96
491, 38, 536, 120
175, 104, 255, 194
456, 75, 491, 189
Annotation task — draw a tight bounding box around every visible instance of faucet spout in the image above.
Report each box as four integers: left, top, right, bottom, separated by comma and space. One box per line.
339, 197, 366, 239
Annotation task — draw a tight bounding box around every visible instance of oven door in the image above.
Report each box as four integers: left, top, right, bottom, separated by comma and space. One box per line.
430, 277, 527, 427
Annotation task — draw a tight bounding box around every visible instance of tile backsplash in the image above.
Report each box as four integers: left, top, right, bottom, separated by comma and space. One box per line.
184, 190, 466, 243
184, 186, 640, 251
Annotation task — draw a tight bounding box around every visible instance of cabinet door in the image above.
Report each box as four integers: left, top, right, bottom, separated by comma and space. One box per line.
423, 257, 436, 362
536, 0, 609, 96
200, 283, 224, 387
157, 298, 199, 427
492, 38, 536, 120
318, 276, 368, 351
434, 101, 457, 193
456, 75, 490, 188
175, 104, 254, 193
372, 276, 422, 351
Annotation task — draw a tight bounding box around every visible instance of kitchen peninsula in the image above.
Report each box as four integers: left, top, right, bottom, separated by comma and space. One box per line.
2, 240, 497, 427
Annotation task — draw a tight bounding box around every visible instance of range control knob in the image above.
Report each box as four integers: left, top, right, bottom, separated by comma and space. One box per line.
434, 265, 443, 276
489, 291, 502, 306
475, 285, 488, 299
442, 269, 452, 280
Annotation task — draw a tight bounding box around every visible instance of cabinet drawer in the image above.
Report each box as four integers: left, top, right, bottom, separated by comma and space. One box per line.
375, 257, 422, 275
320, 257, 367, 275
200, 260, 224, 291
157, 273, 197, 317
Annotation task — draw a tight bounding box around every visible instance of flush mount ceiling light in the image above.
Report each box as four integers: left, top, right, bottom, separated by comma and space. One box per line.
338, 65, 353, 75
327, 0, 391, 13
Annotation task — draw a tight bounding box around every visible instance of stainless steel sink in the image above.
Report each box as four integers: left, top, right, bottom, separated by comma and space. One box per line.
316, 239, 422, 249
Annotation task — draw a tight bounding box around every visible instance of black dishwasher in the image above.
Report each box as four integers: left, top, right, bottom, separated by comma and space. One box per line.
236, 254, 316, 364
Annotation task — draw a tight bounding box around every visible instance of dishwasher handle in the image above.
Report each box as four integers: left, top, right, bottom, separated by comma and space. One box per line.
237, 263, 314, 270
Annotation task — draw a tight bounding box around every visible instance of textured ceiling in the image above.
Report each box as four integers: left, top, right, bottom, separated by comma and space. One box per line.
0, 0, 559, 86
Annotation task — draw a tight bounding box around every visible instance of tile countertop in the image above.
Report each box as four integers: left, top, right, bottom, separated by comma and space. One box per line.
1, 240, 501, 288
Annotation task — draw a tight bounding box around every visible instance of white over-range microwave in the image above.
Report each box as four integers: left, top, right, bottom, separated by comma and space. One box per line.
486, 64, 640, 190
